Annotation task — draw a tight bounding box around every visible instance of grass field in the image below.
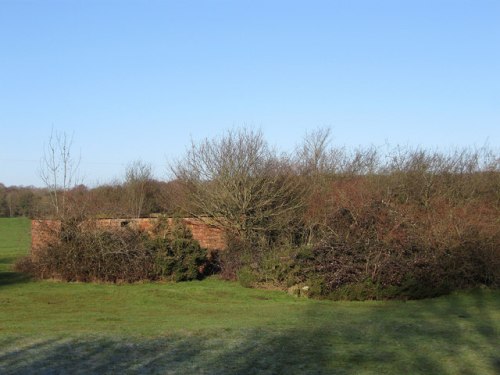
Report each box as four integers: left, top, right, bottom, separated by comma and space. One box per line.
0, 217, 499, 374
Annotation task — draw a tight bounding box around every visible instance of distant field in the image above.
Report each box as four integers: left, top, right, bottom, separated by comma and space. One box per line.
0, 218, 30, 269
0, 218, 499, 374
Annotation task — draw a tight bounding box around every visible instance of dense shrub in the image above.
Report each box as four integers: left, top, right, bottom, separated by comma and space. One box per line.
153, 237, 206, 281
227, 180, 499, 299
16, 219, 208, 283
278, 199, 498, 299
233, 233, 499, 300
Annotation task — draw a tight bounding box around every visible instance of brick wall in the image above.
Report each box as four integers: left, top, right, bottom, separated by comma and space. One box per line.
31, 219, 61, 260
31, 217, 226, 258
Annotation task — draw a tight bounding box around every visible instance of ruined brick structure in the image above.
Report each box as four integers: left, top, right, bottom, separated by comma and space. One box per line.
31, 218, 226, 258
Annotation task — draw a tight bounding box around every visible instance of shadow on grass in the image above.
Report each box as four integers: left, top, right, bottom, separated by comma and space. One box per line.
0, 271, 32, 288
0, 327, 332, 375
0, 290, 498, 374
356, 288, 500, 375
0, 256, 32, 288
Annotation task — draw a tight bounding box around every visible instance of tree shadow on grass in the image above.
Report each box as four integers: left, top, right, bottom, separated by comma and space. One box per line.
0, 290, 498, 374
185, 289, 498, 374
341, 288, 500, 375
0, 257, 32, 288
0, 328, 334, 375
453, 289, 500, 373
0, 271, 31, 288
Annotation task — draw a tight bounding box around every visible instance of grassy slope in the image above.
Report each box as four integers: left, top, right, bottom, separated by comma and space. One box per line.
0, 218, 499, 374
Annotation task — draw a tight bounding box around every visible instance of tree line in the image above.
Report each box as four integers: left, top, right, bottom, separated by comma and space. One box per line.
9, 127, 500, 299
0, 179, 178, 219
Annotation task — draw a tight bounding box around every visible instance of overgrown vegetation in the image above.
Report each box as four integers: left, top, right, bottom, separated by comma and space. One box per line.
16, 218, 209, 283
3, 127, 499, 299
169, 129, 499, 299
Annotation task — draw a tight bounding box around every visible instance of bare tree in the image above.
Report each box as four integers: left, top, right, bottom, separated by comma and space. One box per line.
124, 160, 153, 218
173, 128, 305, 242
6, 191, 15, 217
296, 127, 332, 175
39, 129, 80, 218
296, 128, 380, 176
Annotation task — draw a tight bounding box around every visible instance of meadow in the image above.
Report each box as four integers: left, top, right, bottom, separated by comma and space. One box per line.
0, 218, 499, 374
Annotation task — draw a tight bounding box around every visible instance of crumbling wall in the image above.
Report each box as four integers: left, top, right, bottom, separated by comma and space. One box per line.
31, 217, 226, 258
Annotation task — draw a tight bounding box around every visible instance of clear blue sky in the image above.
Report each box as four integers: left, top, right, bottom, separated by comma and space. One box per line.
1, 0, 499, 187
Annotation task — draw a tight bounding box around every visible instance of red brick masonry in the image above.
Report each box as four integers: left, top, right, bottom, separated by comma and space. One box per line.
31, 218, 226, 258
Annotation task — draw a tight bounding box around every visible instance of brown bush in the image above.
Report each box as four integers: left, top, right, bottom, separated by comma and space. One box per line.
289, 168, 499, 299
16, 219, 209, 283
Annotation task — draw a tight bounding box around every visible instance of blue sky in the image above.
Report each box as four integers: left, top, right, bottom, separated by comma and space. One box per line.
1, 0, 499, 186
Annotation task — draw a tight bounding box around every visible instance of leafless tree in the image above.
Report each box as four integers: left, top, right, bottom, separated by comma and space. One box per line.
6, 192, 14, 217
296, 128, 380, 176
173, 128, 305, 242
39, 129, 80, 218
124, 160, 153, 218
296, 127, 332, 175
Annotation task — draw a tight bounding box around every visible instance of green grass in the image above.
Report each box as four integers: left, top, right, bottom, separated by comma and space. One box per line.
0, 218, 499, 374
0, 217, 31, 287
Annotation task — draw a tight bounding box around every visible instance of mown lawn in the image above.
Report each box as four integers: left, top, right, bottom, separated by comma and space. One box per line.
0, 217, 499, 374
